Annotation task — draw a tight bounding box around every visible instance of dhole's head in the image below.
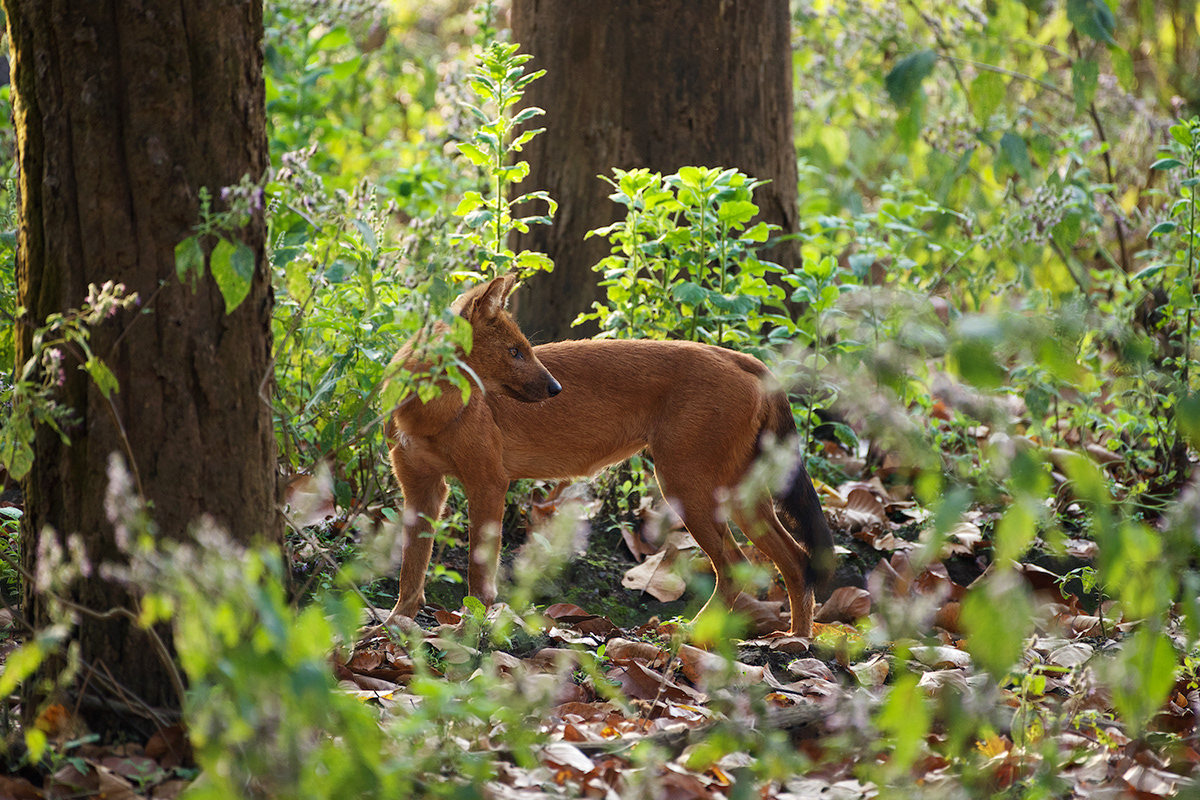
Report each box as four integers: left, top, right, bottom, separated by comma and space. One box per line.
452, 275, 562, 402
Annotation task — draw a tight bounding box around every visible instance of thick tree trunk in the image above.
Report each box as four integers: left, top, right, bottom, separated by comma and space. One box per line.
4, 0, 279, 734
509, 0, 800, 341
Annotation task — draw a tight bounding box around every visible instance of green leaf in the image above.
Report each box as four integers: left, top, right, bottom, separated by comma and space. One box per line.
456, 142, 491, 167
175, 235, 205, 291
0, 415, 34, 482
512, 250, 555, 274
671, 281, 709, 306
1131, 263, 1166, 282
1071, 59, 1099, 113
84, 357, 120, 399
969, 70, 1005, 124
1170, 124, 1195, 148
951, 335, 1005, 388
313, 26, 351, 51
329, 59, 358, 82
511, 106, 545, 126
1110, 45, 1135, 91
284, 261, 311, 305
716, 199, 758, 227
508, 128, 544, 153
1106, 629, 1178, 735
885, 49, 938, 107
1178, 393, 1200, 450
876, 673, 931, 773
454, 191, 486, 217
351, 219, 378, 255
740, 221, 770, 243
1151, 158, 1185, 171
1148, 221, 1178, 236
997, 131, 1032, 181
462, 595, 487, 619
210, 238, 255, 314
0, 641, 44, 706
1067, 0, 1116, 45
962, 572, 1034, 679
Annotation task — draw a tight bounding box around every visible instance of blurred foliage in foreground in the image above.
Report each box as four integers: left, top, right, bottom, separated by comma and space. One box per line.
5, 0, 1200, 796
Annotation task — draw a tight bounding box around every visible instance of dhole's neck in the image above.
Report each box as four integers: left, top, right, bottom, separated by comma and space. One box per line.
387, 318, 477, 439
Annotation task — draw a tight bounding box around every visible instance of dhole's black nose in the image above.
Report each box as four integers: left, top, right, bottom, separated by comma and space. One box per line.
547, 378, 562, 397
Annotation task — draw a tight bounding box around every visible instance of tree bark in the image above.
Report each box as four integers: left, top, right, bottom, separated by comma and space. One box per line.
4, 0, 279, 734
509, 0, 800, 341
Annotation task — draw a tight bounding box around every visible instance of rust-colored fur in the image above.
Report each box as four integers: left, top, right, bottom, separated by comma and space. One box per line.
383, 275, 834, 635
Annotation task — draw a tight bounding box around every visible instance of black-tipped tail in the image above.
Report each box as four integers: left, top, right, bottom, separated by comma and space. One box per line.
765, 393, 835, 591
779, 458, 836, 591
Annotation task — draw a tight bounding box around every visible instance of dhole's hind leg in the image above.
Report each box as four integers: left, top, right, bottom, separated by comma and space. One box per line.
654, 472, 753, 625
390, 454, 449, 620
733, 499, 815, 636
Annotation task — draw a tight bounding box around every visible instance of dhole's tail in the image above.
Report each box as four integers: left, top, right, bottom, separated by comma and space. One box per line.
763, 393, 836, 591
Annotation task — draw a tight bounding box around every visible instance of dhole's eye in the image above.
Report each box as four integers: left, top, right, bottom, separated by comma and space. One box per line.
508, 347, 522, 359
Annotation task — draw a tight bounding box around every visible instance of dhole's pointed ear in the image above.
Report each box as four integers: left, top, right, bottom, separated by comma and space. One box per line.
457, 274, 517, 323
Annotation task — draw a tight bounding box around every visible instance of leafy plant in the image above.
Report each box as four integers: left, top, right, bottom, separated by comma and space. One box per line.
451, 40, 557, 280
175, 178, 266, 314
0, 282, 140, 482
1134, 116, 1200, 475
579, 166, 791, 354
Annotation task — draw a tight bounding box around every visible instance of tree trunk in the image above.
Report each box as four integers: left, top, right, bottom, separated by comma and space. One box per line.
509, 0, 800, 341
4, 0, 279, 735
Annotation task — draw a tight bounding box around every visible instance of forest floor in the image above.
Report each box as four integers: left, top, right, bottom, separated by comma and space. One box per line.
3, 456, 1199, 798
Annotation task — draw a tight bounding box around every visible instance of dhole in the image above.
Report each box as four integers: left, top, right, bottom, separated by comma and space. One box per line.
383, 275, 834, 635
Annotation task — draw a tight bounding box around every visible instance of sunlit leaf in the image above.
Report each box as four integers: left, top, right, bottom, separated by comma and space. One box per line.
210, 238, 255, 314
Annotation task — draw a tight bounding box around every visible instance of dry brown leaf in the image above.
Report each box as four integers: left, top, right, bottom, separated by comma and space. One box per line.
544, 602, 589, 619
0, 776, 41, 800
620, 523, 659, 561
917, 669, 970, 695
910, 645, 972, 670
675, 644, 782, 688
284, 466, 336, 528
1084, 442, 1124, 466
1122, 764, 1182, 796
786, 658, 835, 682
1047, 642, 1093, 668
941, 522, 985, 557
98, 754, 164, 785
621, 544, 686, 601
433, 609, 462, 625
731, 592, 786, 633
527, 648, 581, 673
151, 779, 191, 800
850, 654, 889, 687
607, 660, 701, 703
751, 633, 811, 654
49, 762, 97, 795
935, 601, 963, 634
1065, 538, 1098, 560
857, 529, 918, 552
605, 638, 669, 667
530, 481, 600, 530
540, 742, 596, 775
145, 724, 191, 770
814, 586, 871, 624
843, 487, 887, 531
93, 762, 139, 800
351, 673, 402, 693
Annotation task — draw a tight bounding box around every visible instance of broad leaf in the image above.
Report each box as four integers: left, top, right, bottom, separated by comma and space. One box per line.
175, 234, 205, 291
211, 238, 255, 314
885, 49, 938, 107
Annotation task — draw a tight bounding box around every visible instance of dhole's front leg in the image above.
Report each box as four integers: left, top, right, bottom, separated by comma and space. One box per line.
461, 478, 507, 609
390, 450, 449, 619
